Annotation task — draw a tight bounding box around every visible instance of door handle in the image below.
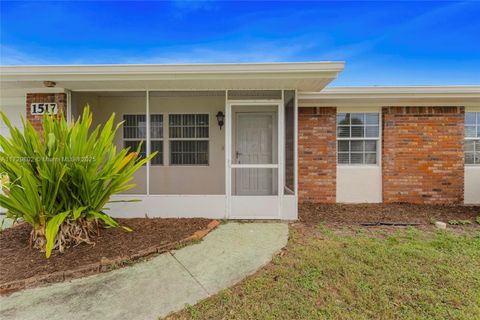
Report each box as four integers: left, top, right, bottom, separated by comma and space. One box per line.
236, 151, 242, 164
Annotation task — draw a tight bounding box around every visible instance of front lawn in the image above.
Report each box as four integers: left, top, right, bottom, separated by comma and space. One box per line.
168, 225, 480, 320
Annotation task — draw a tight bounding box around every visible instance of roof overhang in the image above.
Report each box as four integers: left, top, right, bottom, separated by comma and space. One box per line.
0, 62, 344, 92
299, 86, 480, 106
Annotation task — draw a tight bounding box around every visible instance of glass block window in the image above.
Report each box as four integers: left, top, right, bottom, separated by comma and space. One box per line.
465, 112, 479, 165
337, 112, 380, 165
123, 114, 163, 165
169, 114, 209, 165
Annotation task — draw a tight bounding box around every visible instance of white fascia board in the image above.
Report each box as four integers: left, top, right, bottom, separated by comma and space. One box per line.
299, 85, 480, 101
0, 62, 345, 81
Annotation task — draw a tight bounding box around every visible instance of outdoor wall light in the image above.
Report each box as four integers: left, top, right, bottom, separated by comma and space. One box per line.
43, 81, 56, 88
216, 111, 225, 130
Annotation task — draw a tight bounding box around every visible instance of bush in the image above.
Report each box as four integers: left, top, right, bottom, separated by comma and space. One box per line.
0, 106, 155, 257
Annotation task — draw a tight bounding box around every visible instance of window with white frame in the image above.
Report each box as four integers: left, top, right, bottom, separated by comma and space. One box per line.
337, 112, 380, 165
465, 112, 479, 165
169, 114, 209, 165
123, 114, 163, 165
150, 114, 164, 165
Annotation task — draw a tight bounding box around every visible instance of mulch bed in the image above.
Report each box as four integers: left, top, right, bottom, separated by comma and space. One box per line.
300, 203, 480, 226
0, 218, 215, 294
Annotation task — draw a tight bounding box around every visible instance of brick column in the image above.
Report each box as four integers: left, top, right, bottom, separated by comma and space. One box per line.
382, 106, 464, 204
298, 107, 337, 203
26, 93, 66, 134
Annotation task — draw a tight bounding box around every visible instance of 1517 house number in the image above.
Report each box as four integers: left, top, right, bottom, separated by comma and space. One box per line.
31, 103, 58, 115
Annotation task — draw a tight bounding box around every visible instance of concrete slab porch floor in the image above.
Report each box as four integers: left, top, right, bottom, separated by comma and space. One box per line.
0, 222, 288, 320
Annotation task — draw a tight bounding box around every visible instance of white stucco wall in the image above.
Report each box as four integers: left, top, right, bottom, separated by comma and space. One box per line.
336, 166, 382, 203
0, 88, 26, 138
465, 167, 480, 204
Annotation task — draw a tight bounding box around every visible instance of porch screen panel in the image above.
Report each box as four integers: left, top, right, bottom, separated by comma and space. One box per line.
284, 90, 295, 194
232, 168, 278, 196
75, 91, 147, 195
148, 91, 226, 195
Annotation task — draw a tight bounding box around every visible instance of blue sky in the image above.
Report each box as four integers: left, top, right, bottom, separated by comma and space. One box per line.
1, 1, 479, 86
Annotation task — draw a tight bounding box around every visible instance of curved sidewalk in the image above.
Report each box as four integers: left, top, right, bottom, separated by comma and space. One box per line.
0, 222, 288, 320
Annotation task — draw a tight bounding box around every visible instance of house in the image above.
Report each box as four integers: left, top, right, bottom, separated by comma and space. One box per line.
0, 62, 479, 220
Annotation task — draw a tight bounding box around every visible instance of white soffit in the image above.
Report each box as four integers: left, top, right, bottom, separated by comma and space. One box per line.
299, 86, 480, 105
0, 62, 344, 92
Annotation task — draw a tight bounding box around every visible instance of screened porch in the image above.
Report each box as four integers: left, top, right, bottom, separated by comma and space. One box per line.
70, 90, 297, 219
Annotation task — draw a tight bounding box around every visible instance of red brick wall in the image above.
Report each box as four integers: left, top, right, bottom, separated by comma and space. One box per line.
382, 106, 464, 204
298, 107, 336, 203
26, 93, 66, 134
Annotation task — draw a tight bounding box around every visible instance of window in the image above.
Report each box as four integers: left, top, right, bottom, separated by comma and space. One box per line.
123, 114, 146, 159
123, 114, 163, 165
150, 114, 163, 165
337, 112, 380, 165
169, 114, 209, 165
465, 112, 479, 165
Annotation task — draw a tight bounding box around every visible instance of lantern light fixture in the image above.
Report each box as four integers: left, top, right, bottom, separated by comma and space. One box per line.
216, 111, 225, 130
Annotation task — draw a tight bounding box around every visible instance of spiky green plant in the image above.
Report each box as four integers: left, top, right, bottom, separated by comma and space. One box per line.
0, 106, 155, 257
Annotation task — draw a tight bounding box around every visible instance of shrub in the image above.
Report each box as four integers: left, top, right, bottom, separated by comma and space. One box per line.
0, 106, 155, 257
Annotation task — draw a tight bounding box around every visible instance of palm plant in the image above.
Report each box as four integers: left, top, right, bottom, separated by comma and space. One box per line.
0, 106, 155, 257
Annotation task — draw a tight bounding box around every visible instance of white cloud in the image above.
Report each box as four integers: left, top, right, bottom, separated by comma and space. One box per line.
122, 39, 318, 64
0, 37, 319, 65
0, 45, 49, 65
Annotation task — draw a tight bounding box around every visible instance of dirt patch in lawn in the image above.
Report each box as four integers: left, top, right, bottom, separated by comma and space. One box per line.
300, 203, 480, 226
0, 218, 214, 294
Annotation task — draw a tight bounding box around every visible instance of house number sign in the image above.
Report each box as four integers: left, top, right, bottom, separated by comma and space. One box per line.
31, 103, 58, 115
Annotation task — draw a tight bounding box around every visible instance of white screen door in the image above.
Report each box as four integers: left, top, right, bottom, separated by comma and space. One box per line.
235, 113, 275, 195
227, 103, 282, 219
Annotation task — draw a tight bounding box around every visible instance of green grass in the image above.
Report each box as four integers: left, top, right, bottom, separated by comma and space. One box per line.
167, 226, 480, 320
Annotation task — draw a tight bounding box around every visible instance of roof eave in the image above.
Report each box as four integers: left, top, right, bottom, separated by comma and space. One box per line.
0, 62, 345, 80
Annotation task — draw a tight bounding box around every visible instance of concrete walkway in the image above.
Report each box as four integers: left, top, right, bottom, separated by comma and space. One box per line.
0, 222, 288, 320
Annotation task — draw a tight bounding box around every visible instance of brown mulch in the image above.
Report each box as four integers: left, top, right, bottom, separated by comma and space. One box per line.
300, 203, 480, 225
0, 218, 211, 285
